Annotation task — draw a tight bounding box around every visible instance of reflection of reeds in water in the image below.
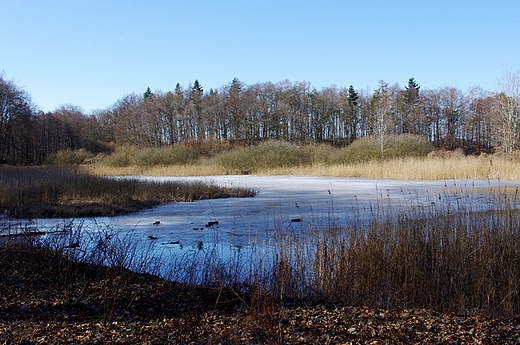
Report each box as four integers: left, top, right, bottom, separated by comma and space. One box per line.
3, 183, 520, 317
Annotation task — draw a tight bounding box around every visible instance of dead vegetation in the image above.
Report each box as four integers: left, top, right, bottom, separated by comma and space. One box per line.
0, 166, 255, 218
2, 241, 520, 344
3, 164, 520, 343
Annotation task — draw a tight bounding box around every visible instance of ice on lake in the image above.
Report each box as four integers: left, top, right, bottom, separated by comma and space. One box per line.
13, 176, 519, 256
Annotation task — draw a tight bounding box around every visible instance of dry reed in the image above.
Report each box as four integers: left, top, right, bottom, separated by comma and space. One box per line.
0, 166, 255, 217
3, 183, 520, 317
87, 154, 520, 181
258, 186, 520, 316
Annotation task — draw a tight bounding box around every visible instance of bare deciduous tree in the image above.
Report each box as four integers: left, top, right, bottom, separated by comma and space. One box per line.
495, 70, 520, 153
0, 73, 35, 163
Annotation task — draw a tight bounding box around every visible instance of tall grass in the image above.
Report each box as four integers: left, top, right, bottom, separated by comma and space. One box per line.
217, 140, 312, 174
2, 183, 520, 317
216, 135, 433, 174
235, 185, 519, 316
45, 148, 95, 165
133, 184, 520, 317
0, 166, 255, 217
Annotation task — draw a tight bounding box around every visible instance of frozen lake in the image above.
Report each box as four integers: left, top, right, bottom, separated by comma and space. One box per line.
17, 176, 520, 256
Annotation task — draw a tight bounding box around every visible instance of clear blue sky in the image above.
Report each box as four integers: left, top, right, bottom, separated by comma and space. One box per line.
2, 1, 519, 113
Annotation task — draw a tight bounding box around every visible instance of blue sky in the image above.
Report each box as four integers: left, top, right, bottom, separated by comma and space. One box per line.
2, 1, 519, 113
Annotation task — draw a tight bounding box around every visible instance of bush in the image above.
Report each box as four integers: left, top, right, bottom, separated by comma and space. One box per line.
159, 144, 200, 166
217, 147, 256, 174
103, 145, 200, 168
307, 143, 342, 165
340, 134, 434, 164
339, 137, 382, 164
45, 149, 94, 165
254, 140, 311, 169
384, 133, 434, 158
217, 140, 311, 174
132, 145, 200, 167
102, 146, 136, 167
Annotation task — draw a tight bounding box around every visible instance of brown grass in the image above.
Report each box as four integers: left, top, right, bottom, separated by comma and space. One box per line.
0, 166, 255, 218
260, 189, 520, 316
1, 180, 520, 327
252, 154, 515, 180
83, 150, 520, 180
4, 154, 520, 321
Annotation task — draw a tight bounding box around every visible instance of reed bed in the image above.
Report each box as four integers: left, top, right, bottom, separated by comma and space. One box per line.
268, 207, 520, 316
93, 184, 520, 317
266, 155, 504, 180
83, 137, 520, 180
89, 155, 520, 181
154, 184, 519, 317
87, 162, 223, 177
2, 184, 520, 317
0, 166, 255, 218
234, 185, 519, 317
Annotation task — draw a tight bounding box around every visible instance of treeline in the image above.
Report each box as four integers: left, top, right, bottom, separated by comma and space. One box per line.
1, 71, 519, 165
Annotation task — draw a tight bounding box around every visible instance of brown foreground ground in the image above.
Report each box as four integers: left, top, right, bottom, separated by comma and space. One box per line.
1, 246, 520, 344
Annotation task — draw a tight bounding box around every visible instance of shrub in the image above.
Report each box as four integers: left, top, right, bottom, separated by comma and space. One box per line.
217, 141, 312, 174
340, 134, 434, 164
307, 143, 342, 165
159, 144, 200, 166
339, 137, 382, 163
384, 133, 434, 158
102, 146, 136, 167
254, 140, 311, 169
133, 145, 200, 167
45, 149, 94, 165
217, 147, 256, 174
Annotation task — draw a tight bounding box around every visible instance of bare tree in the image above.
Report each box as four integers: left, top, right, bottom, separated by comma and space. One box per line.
371, 80, 392, 159
495, 70, 520, 153
464, 86, 495, 153
419, 89, 442, 146
0, 73, 35, 163
438, 86, 466, 149
111, 93, 154, 147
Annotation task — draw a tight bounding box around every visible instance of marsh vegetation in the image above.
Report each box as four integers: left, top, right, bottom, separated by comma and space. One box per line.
4, 65, 520, 343
2, 169, 520, 318
0, 166, 255, 218
2, 156, 520, 342
76, 136, 520, 180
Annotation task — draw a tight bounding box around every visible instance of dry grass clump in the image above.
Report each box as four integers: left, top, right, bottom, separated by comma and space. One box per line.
87, 163, 224, 177
5, 231, 520, 343
244, 154, 519, 180
0, 166, 255, 217
89, 154, 520, 180
260, 188, 520, 316
101, 142, 233, 169
210, 135, 433, 174
45, 148, 95, 165
217, 140, 312, 174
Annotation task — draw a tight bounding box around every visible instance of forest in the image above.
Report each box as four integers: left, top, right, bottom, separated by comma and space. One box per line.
1, 71, 519, 165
